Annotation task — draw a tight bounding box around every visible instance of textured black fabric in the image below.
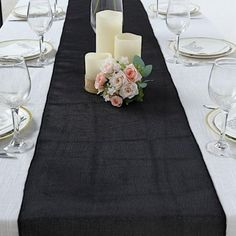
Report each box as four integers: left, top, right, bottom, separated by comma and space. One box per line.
18, 0, 226, 235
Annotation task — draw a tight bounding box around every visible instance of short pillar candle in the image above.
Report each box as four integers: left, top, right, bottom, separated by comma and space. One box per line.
114, 33, 142, 62
84, 52, 111, 94
96, 10, 123, 55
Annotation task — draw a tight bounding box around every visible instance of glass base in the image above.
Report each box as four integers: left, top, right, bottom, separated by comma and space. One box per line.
28, 57, 55, 67
4, 139, 34, 154
206, 140, 230, 158
53, 7, 65, 21
165, 57, 183, 64
0, 151, 16, 158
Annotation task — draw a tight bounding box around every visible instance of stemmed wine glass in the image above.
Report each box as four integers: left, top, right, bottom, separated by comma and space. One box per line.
207, 58, 236, 157
154, 0, 159, 18
166, 0, 190, 64
27, 0, 53, 66
0, 56, 33, 154
53, 0, 65, 21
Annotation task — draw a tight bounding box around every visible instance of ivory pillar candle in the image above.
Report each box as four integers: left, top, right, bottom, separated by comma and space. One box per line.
96, 10, 123, 55
114, 33, 142, 62
84, 52, 111, 93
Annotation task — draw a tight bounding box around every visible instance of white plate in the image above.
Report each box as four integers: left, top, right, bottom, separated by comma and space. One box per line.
206, 109, 236, 142
179, 37, 231, 57
0, 39, 53, 61
169, 38, 236, 59
149, 3, 200, 15
13, 5, 64, 19
0, 107, 32, 140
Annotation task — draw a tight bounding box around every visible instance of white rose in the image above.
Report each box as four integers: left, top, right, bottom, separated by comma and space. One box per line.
119, 56, 129, 65
109, 71, 125, 90
101, 58, 116, 74
113, 63, 121, 72
119, 81, 139, 99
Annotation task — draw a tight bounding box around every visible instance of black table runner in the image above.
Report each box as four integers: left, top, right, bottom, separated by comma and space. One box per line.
18, 0, 226, 235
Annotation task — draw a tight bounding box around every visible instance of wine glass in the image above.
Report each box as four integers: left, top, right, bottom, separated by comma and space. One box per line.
0, 56, 33, 154
90, 0, 123, 33
207, 58, 236, 157
27, 0, 53, 66
166, 0, 190, 64
149, 0, 159, 18
53, 0, 65, 21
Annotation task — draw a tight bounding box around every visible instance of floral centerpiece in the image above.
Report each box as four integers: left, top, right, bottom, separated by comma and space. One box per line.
94, 55, 152, 107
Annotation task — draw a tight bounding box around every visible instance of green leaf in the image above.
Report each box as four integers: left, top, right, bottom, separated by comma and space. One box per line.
133, 55, 145, 68
125, 97, 136, 105
135, 88, 144, 102
138, 82, 148, 89
142, 65, 153, 77
120, 63, 126, 70
143, 79, 153, 83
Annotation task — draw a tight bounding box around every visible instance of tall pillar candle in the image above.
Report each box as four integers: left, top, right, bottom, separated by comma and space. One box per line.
96, 10, 123, 56
114, 33, 142, 62
84, 52, 111, 94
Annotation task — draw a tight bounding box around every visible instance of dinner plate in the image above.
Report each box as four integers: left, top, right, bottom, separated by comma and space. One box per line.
206, 109, 236, 142
0, 39, 53, 60
179, 37, 231, 57
0, 107, 32, 140
149, 3, 200, 15
13, 5, 64, 19
169, 38, 236, 59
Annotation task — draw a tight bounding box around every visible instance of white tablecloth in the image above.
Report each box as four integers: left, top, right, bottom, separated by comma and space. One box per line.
141, 0, 236, 235
0, 0, 69, 235
0, 0, 236, 235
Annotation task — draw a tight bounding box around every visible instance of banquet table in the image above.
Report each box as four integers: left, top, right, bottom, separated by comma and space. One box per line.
0, 0, 236, 236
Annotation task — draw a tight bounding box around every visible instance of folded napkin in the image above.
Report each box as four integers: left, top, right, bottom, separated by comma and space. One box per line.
0, 42, 39, 57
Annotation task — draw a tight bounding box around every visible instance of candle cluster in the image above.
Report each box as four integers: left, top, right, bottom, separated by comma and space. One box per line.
85, 10, 142, 94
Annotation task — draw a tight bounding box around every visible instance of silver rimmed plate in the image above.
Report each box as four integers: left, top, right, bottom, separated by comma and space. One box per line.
149, 3, 200, 15
13, 5, 64, 19
180, 37, 232, 57
0, 106, 32, 140
0, 39, 53, 61
169, 37, 236, 59
206, 109, 236, 142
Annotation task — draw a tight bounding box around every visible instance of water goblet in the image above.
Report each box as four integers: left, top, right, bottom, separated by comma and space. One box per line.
0, 56, 33, 154
149, 0, 159, 18
53, 0, 65, 21
27, 0, 53, 66
207, 58, 236, 157
166, 0, 190, 64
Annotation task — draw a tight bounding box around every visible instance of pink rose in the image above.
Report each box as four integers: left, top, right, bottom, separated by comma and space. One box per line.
110, 96, 123, 107
124, 64, 142, 82
95, 72, 107, 91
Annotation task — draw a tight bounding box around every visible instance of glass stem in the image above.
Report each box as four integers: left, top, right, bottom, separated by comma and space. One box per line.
156, 0, 159, 17
11, 107, 21, 147
217, 110, 229, 149
54, 0, 57, 14
39, 35, 45, 62
175, 34, 180, 60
